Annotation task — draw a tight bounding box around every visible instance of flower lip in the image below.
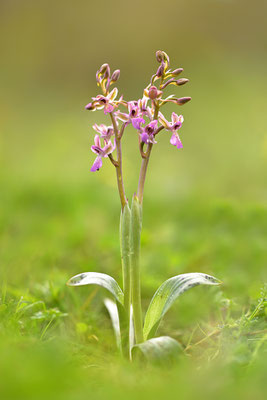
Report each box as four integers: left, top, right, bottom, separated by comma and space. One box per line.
90, 135, 116, 172
170, 133, 183, 149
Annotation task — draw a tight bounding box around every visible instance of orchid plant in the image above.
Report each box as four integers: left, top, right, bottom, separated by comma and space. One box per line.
67, 51, 220, 362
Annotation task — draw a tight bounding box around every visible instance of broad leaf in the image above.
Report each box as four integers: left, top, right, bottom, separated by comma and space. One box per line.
103, 298, 121, 352
132, 336, 183, 363
143, 273, 220, 340
67, 272, 124, 305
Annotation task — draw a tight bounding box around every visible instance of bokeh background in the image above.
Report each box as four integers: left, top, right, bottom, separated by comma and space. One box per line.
0, 0, 266, 399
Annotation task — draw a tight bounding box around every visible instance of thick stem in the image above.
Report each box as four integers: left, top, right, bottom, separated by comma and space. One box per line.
120, 203, 131, 358
130, 196, 144, 344
110, 112, 127, 209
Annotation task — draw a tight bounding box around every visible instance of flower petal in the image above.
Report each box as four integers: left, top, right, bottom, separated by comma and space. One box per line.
108, 88, 118, 101
158, 112, 170, 129
132, 117, 145, 130
94, 134, 101, 147
115, 111, 129, 122
148, 120, 158, 130
103, 140, 116, 156
171, 112, 179, 124
170, 134, 183, 149
90, 156, 103, 172
104, 104, 114, 114
141, 131, 149, 143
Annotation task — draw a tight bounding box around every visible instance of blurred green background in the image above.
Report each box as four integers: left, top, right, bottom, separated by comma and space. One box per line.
0, 0, 266, 399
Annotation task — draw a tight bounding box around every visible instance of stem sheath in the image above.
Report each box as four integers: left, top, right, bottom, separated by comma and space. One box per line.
130, 196, 144, 344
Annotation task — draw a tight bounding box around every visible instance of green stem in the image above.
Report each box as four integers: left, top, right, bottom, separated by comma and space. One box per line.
120, 203, 131, 357
130, 196, 144, 344
137, 102, 159, 204
110, 112, 127, 209
137, 143, 153, 204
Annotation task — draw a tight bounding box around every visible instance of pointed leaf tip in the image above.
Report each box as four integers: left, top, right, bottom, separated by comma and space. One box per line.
67, 272, 124, 305
143, 273, 220, 339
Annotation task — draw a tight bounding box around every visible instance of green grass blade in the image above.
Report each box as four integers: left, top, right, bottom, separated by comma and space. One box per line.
67, 272, 124, 305
143, 273, 220, 340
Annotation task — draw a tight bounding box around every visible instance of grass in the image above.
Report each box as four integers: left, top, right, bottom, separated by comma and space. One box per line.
0, 178, 266, 400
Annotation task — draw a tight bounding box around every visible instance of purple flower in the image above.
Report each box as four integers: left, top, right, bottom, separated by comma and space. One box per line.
85, 88, 119, 114
132, 117, 145, 130
158, 112, 184, 149
93, 123, 114, 139
114, 97, 150, 127
139, 120, 158, 144
127, 101, 147, 128
128, 101, 140, 119
90, 135, 115, 172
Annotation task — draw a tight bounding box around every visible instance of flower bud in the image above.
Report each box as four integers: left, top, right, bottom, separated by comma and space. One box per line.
156, 63, 164, 77
176, 97, 192, 105
176, 78, 189, 86
111, 69, 120, 82
104, 65, 111, 80
148, 86, 161, 100
96, 70, 101, 84
85, 102, 95, 110
171, 68, 184, 76
156, 50, 169, 67
99, 63, 109, 74
156, 50, 164, 63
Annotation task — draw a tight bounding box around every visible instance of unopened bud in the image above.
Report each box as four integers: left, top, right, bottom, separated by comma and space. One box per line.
156, 63, 164, 77
104, 65, 111, 80
85, 102, 95, 110
96, 70, 101, 83
176, 78, 189, 86
111, 69, 120, 82
156, 50, 164, 63
156, 50, 169, 66
172, 68, 184, 76
99, 63, 109, 74
176, 97, 192, 105
148, 86, 159, 100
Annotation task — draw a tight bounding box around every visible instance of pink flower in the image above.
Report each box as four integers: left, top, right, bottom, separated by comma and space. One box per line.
115, 97, 150, 127
138, 120, 158, 144
158, 112, 184, 149
90, 135, 115, 172
85, 88, 120, 114
92, 124, 114, 140
128, 100, 148, 128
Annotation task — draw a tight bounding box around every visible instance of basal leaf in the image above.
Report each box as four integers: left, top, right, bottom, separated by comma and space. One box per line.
67, 272, 124, 305
103, 298, 122, 352
132, 336, 183, 363
143, 273, 220, 340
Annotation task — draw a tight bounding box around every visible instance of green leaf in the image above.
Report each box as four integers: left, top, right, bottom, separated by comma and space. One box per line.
143, 273, 220, 340
132, 336, 183, 363
103, 298, 122, 352
67, 272, 124, 305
